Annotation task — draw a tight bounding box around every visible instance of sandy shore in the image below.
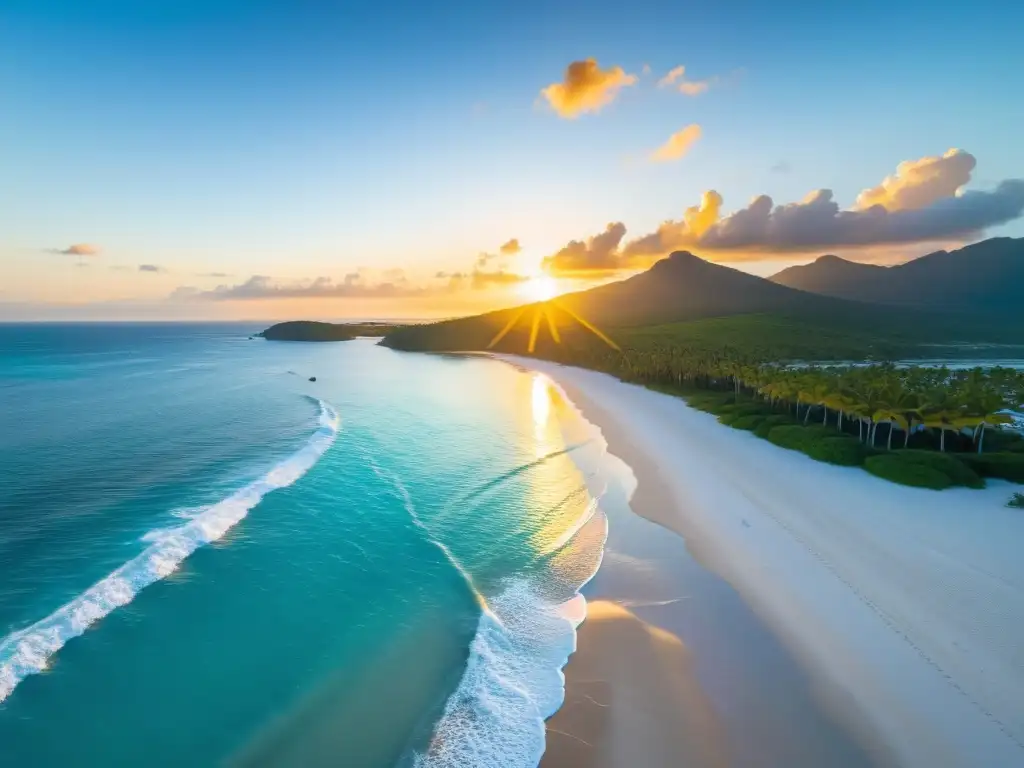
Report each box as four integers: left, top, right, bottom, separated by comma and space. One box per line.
542, 601, 728, 768
499, 355, 1024, 768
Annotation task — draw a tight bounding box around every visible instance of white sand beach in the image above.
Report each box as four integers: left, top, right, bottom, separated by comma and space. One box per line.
499, 356, 1024, 768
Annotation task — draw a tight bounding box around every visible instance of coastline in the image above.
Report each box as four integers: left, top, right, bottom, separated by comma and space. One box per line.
497, 354, 1024, 768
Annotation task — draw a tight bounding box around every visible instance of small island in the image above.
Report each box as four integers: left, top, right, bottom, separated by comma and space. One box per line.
257, 321, 402, 342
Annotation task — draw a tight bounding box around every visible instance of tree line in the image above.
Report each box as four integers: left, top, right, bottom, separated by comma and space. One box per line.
534, 340, 1024, 455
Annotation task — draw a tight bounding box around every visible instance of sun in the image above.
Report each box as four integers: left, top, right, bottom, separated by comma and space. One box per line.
520, 274, 559, 302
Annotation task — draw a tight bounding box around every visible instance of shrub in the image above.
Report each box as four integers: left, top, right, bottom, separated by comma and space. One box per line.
730, 403, 773, 418
805, 436, 869, 466
1008, 492, 1024, 509
686, 393, 734, 413
865, 454, 952, 490
731, 414, 768, 431
960, 453, 1024, 483
985, 430, 1024, 453
766, 424, 833, 453
889, 450, 985, 489
863, 450, 984, 489
754, 414, 796, 439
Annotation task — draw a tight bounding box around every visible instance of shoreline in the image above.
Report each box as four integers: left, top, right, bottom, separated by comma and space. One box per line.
496, 355, 1024, 768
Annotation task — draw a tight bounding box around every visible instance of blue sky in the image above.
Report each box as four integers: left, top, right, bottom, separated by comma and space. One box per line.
3, 0, 1023, 319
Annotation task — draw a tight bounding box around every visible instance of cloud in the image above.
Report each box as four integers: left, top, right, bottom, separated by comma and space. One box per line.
770, 161, 793, 174
474, 238, 523, 268
541, 59, 637, 118
191, 275, 429, 301
679, 80, 711, 96
499, 238, 521, 256
621, 152, 1024, 259
470, 269, 529, 288
197, 271, 231, 278
138, 264, 164, 273
540, 150, 1024, 271
169, 286, 202, 300
542, 222, 632, 275
853, 148, 976, 211
381, 267, 408, 283
657, 65, 713, 96
657, 65, 686, 87
176, 263, 531, 302
438, 267, 529, 290
650, 124, 702, 162
49, 243, 100, 256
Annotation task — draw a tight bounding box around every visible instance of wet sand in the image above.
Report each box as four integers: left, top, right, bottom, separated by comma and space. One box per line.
542, 601, 728, 768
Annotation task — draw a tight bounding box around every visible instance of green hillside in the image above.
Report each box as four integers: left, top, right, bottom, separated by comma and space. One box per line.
382, 251, 1024, 364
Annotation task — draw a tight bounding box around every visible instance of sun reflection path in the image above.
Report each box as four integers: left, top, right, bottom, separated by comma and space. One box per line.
487, 299, 621, 355
531, 373, 551, 445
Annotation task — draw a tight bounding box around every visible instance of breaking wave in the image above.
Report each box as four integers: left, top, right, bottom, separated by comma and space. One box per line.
0, 398, 339, 703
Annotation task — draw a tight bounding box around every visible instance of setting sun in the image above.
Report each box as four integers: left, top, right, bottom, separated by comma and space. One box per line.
519, 274, 560, 302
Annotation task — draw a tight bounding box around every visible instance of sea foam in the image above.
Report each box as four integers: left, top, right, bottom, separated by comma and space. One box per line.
402, 374, 620, 768
412, 519, 606, 768
0, 398, 339, 704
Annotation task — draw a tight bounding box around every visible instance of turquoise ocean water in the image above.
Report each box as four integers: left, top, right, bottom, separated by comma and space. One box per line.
0, 324, 613, 767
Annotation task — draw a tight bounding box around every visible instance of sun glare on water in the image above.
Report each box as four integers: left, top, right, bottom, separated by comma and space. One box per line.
520, 274, 560, 302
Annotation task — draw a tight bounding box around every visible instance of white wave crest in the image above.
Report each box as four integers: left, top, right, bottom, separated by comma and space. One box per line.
414, 564, 599, 767
413, 504, 608, 768
0, 398, 340, 704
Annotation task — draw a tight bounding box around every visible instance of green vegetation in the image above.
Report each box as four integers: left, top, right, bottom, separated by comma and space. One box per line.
383, 310, 1023, 490
259, 321, 402, 341
960, 453, 1024, 483
860, 451, 984, 490
1008, 493, 1024, 509
767, 424, 869, 467
644, 360, 1022, 487
865, 454, 957, 490
754, 415, 796, 439
380, 250, 1024, 491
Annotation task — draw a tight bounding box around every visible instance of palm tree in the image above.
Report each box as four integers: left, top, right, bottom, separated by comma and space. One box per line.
919, 391, 965, 453
964, 389, 1015, 453
873, 379, 919, 450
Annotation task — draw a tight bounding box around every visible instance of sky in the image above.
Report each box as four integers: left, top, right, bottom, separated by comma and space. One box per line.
3, 0, 1023, 320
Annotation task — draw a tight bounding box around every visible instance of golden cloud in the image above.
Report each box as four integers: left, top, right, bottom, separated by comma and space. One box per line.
678, 80, 710, 96
499, 238, 522, 255
49, 243, 101, 256
650, 124, 702, 162
541, 151, 1024, 272
541, 59, 637, 118
657, 65, 713, 96
854, 148, 976, 211
541, 222, 631, 275
657, 65, 685, 87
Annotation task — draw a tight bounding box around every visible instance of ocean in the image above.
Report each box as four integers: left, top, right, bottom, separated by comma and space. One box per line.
0, 323, 614, 767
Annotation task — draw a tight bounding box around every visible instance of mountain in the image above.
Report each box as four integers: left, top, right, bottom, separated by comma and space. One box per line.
769, 255, 888, 296
258, 321, 359, 341
552, 249, 849, 326
381, 251, 917, 354
769, 237, 1023, 312
257, 321, 402, 341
